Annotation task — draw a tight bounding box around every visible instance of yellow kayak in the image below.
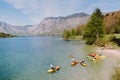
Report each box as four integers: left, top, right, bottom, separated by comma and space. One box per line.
80, 61, 86, 67
47, 69, 55, 73
47, 66, 60, 73
99, 55, 106, 59
92, 58, 97, 61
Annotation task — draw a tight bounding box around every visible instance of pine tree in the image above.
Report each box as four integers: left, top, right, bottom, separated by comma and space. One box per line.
83, 8, 105, 45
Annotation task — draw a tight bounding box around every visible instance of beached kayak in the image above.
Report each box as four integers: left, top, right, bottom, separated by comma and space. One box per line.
89, 54, 99, 60
89, 53, 96, 57
80, 61, 86, 67
86, 56, 98, 61
47, 66, 60, 73
92, 58, 97, 61
99, 55, 106, 59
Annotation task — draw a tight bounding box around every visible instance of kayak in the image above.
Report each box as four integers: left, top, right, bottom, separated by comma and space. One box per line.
54, 66, 60, 71
86, 56, 98, 61
89, 54, 99, 60
47, 66, 60, 73
92, 58, 97, 61
47, 69, 55, 73
70, 61, 78, 66
94, 54, 99, 60
89, 53, 96, 57
99, 55, 106, 59
80, 61, 86, 67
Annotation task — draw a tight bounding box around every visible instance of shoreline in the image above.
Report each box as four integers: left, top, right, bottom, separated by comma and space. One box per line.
96, 47, 120, 56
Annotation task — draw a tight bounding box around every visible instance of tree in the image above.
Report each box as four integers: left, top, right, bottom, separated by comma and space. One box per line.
62, 30, 70, 39
115, 17, 120, 33
76, 24, 85, 35
0, 32, 15, 38
83, 8, 105, 45
70, 29, 77, 36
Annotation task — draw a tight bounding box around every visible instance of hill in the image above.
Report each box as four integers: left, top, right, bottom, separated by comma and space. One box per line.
104, 10, 120, 33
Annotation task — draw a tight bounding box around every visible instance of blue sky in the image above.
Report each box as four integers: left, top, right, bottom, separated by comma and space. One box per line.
0, 0, 120, 25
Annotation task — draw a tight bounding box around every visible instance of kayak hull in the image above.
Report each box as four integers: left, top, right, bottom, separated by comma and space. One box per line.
80, 61, 86, 67
70, 61, 78, 66
100, 55, 106, 59
47, 66, 60, 73
47, 69, 55, 73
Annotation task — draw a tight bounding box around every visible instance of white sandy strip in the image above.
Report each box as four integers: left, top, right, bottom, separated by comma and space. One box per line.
97, 48, 120, 56
103, 49, 120, 55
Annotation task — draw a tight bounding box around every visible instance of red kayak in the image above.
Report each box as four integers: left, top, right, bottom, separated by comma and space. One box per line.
89, 53, 96, 57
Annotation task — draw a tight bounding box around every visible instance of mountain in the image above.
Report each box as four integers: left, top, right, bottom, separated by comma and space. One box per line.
32, 13, 89, 36
0, 21, 37, 36
0, 13, 89, 36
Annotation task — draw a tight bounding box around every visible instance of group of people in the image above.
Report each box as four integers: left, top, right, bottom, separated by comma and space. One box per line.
49, 53, 86, 70
69, 54, 85, 64
49, 52, 106, 72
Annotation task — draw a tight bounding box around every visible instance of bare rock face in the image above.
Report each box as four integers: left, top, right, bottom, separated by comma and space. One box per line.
0, 13, 89, 36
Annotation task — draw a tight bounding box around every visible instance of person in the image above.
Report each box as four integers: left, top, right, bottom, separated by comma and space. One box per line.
50, 64, 54, 70
69, 54, 78, 64
71, 57, 75, 61
81, 58, 85, 63
71, 57, 78, 64
69, 54, 74, 58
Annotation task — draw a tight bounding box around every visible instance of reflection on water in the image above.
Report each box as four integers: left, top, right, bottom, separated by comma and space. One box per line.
0, 37, 119, 80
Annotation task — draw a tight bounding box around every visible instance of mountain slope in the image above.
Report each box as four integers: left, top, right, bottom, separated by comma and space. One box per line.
0, 13, 89, 36
32, 13, 89, 36
0, 22, 37, 36
104, 10, 120, 33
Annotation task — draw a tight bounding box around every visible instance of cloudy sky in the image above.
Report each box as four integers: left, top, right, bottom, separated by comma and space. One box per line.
0, 0, 120, 25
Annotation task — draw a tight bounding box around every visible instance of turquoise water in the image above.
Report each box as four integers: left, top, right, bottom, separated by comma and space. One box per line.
0, 37, 119, 80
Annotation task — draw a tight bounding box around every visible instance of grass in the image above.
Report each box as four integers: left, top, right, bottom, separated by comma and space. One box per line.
111, 65, 120, 80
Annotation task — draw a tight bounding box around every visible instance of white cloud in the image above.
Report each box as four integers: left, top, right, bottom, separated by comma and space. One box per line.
4, 0, 70, 24
4, 0, 120, 25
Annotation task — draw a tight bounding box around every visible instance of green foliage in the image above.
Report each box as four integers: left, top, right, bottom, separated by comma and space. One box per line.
70, 29, 77, 36
115, 17, 120, 33
83, 8, 105, 45
62, 24, 85, 40
62, 30, 70, 39
0, 32, 15, 38
95, 34, 116, 46
92, 8, 104, 20
110, 35, 120, 46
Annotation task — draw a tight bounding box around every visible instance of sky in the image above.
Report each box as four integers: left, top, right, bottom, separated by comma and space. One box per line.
0, 0, 120, 26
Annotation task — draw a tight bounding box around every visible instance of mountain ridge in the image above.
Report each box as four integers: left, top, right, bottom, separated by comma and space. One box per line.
0, 12, 90, 36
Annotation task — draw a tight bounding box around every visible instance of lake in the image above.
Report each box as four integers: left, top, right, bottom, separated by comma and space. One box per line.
0, 37, 119, 80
